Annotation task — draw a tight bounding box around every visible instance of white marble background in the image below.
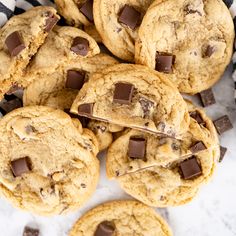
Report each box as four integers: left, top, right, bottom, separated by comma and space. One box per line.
0, 66, 235, 236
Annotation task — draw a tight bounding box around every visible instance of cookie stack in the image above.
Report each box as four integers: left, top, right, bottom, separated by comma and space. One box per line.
0, 0, 234, 235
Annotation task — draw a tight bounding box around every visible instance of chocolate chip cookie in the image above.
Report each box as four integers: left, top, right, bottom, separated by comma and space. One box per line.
0, 106, 99, 215
94, 0, 153, 61
69, 200, 172, 236
70, 64, 190, 138
135, 0, 234, 94
106, 101, 220, 206
0, 6, 59, 100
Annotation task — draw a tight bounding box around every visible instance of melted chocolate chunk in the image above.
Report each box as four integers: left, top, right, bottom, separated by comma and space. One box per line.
5, 31, 26, 57
95, 221, 115, 236
118, 5, 141, 30
139, 97, 154, 117
66, 70, 85, 90
45, 11, 59, 32
203, 45, 215, 58
79, 0, 94, 22
179, 157, 202, 180
78, 103, 93, 117
11, 157, 31, 177
0, 97, 22, 116
184, 5, 202, 16
128, 137, 146, 160
189, 111, 206, 126
190, 141, 206, 154
213, 115, 233, 135
71, 37, 89, 56
113, 83, 134, 105
23, 226, 39, 236
155, 53, 175, 73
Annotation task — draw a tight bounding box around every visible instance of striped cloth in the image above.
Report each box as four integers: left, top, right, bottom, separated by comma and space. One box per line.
0, 0, 235, 102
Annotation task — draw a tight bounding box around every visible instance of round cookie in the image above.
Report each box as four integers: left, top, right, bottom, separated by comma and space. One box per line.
69, 200, 172, 236
84, 25, 102, 43
106, 102, 220, 207
0, 6, 60, 99
55, 0, 93, 26
0, 106, 99, 215
71, 64, 190, 138
94, 0, 153, 61
23, 53, 118, 151
135, 0, 234, 94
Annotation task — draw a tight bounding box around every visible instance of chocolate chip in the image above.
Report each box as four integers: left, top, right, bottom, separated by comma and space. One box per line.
184, 5, 202, 16
139, 97, 154, 117
179, 157, 202, 180
189, 111, 205, 126
118, 5, 141, 30
23, 226, 39, 236
213, 115, 233, 135
79, 0, 94, 22
190, 141, 206, 153
171, 142, 180, 151
203, 45, 215, 58
44, 12, 59, 32
113, 83, 134, 105
155, 53, 175, 73
71, 37, 89, 56
11, 157, 31, 177
128, 137, 146, 160
81, 183, 86, 188
78, 103, 93, 117
219, 146, 227, 162
199, 88, 216, 107
0, 98, 22, 115
5, 31, 25, 57
66, 70, 85, 90
95, 221, 115, 236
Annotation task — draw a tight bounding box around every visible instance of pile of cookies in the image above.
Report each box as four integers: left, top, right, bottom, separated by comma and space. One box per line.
0, 0, 234, 235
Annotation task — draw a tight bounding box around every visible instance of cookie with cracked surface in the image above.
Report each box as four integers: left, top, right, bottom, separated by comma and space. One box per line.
69, 200, 172, 236
0, 106, 99, 215
23, 53, 118, 150
0, 6, 60, 100
27, 26, 100, 76
135, 0, 234, 94
70, 64, 190, 138
55, 0, 94, 27
106, 101, 219, 178
106, 102, 219, 207
94, 0, 153, 61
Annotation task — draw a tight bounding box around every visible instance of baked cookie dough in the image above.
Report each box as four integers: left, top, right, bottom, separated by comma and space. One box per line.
106, 102, 220, 206
135, 0, 234, 94
23, 53, 118, 151
94, 0, 153, 61
55, 0, 94, 26
69, 200, 172, 236
27, 26, 100, 76
0, 106, 99, 215
71, 64, 190, 138
0, 6, 59, 99
84, 25, 102, 43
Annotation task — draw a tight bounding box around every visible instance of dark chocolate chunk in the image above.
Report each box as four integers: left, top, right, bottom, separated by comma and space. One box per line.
190, 141, 206, 153
23, 226, 39, 236
179, 157, 202, 180
71, 37, 89, 56
78, 103, 93, 117
11, 157, 31, 177
113, 83, 134, 105
155, 53, 175, 73
128, 137, 146, 160
219, 146, 227, 162
66, 70, 85, 90
203, 45, 215, 58
118, 5, 141, 30
5, 31, 26, 57
44, 12, 59, 32
199, 88, 216, 107
139, 97, 154, 117
95, 221, 115, 236
213, 115, 233, 135
79, 0, 94, 22
189, 111, 205, 125
0, 98, 22, 115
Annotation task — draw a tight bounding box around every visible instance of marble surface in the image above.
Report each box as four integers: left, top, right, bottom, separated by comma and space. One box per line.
0, 66, 235, 236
